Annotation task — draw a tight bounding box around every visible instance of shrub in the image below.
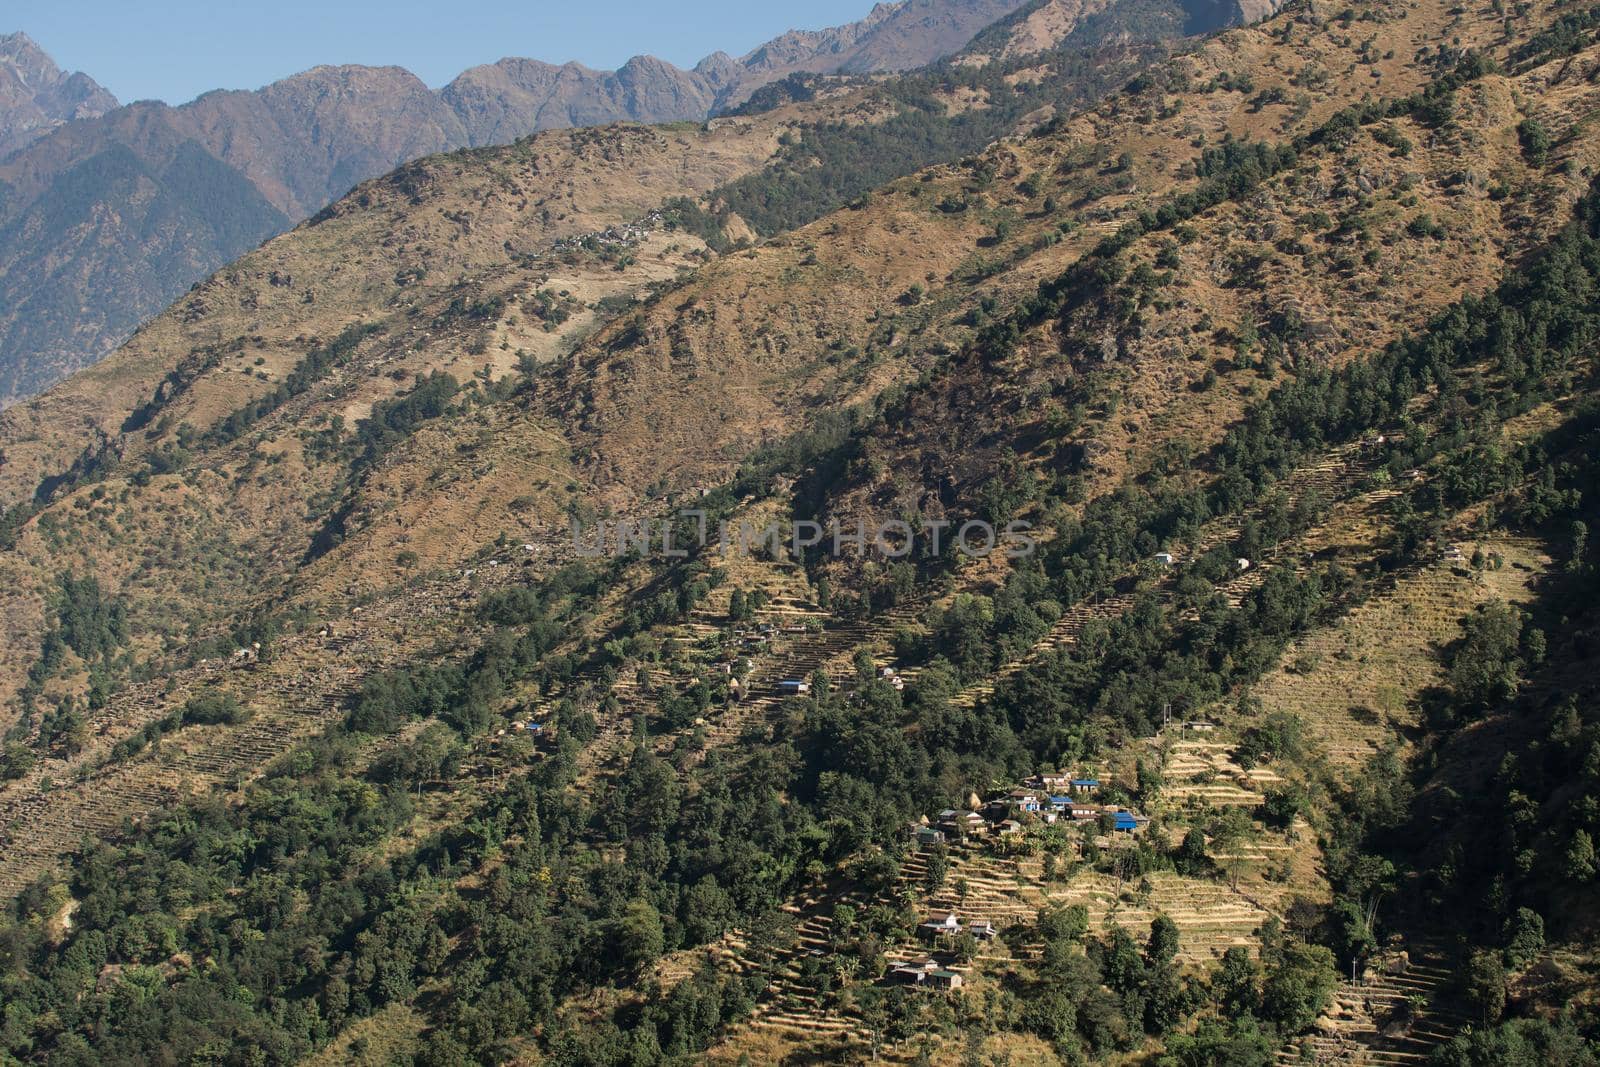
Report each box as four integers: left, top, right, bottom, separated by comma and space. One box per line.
1518, 119, 1553, 167
181, 691, 250, 726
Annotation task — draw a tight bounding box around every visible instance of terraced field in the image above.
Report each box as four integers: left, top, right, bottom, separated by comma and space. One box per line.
1278, 943, 1470, 1067
685, 441, 1417, 1059
700, 818, 1304, 1063
1158, 738, 1287, 809
1252, 537, 1550, 771
908, 843, 1293, 962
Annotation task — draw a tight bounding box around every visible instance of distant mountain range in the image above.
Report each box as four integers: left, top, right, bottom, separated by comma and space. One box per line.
0, 0, 1277, 407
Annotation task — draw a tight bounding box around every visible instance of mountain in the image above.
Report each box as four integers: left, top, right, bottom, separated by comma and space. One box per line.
442, 0, 1051, 136
6, 0, 1596, 1062
730, 0, 1034, 82
439, 55, 729, 145
0, 0, 1290, 411
0, 32, 116, 156
0, 12, 1178, 515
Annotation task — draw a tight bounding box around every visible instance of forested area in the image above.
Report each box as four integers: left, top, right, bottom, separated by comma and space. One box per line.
711, 39, 1177, 237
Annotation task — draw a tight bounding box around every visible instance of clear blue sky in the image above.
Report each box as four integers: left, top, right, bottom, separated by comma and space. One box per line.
11, 0, 880, 106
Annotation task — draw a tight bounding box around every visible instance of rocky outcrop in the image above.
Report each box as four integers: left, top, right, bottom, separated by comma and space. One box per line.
738, 0, 1030, 79
1233, 0, 1289, 24
971, 0, 1287, 60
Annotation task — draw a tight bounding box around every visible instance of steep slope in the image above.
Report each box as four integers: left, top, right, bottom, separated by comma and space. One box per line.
0, 33, 1179, 515
0, 32, 116, 156
0, 66, 474, 407
0, 141, 292, 407
0, 0, 1560, 856
0, 91, 935, 722
0, 0, 1568, 767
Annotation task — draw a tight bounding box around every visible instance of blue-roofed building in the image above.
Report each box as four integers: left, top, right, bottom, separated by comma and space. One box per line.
1112, 811, 1140, 832
1070, 778, 1101, 796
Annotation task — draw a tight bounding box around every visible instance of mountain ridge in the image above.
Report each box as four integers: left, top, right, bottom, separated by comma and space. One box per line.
0, 0, 1040, 409
0, 0, 1286, 409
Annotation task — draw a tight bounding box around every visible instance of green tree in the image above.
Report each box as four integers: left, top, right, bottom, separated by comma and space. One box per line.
1502, 908, 1545, 969
612, 900, 666, 978
1213, 946, 1260, 1016
1465, 950, 1507, 1024
1517, 118, 1553, 167
1147, 915, 1181, 967
1039, 904, 1089, 945
1261, 942, 1338, 1033
1175, 828, 1210, 875
924, 847, 948, 891
0, 742, 35, 782
1158, 1016, 1276, 1066
1145, 960, 1188, 1035
1566, 830, 1597, 882
1447, 602, 1525, 710
180, 690, 249, 726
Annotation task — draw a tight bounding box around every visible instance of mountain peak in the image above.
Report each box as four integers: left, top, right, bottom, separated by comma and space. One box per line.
732, 0, 1033, 87
0, 31, 41, 55
694, 50, 736, 70
0, 30, 57, 79
0, 30, 117, 155
617, 54, 678, 74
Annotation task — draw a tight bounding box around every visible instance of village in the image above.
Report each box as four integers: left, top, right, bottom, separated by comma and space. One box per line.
877, 772, 1149, 994
549, 210, 666, 255
909, 772, 1143, 848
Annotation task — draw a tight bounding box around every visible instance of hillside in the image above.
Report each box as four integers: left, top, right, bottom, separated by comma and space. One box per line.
0, 0, 1078, 409
0, 0, 1289, 411
0, 0, 1597, 1064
